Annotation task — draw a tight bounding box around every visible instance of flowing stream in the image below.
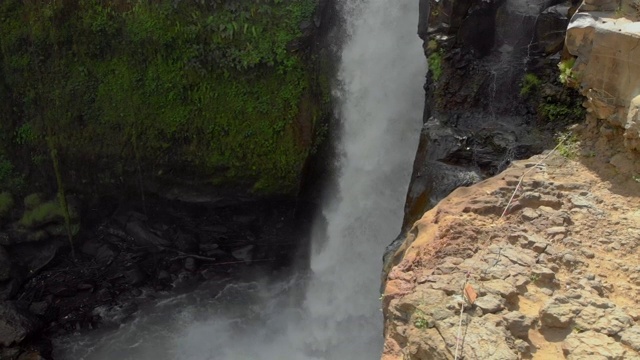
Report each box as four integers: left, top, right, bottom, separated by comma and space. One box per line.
54, 0, 423, 358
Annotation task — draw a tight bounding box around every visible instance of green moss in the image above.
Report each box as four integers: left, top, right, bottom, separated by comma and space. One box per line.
520, 73, 541, 96
24, 193, 43, 210
0, 0, 325, 195
19, 199, 78, 229
0, 192, 14, 219
428, 50, 444, 81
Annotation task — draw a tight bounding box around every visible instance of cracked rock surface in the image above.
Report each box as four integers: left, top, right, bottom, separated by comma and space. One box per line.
382, 154, 640, 359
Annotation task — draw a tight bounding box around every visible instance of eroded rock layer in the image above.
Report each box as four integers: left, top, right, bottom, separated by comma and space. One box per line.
382, 154, 640, 359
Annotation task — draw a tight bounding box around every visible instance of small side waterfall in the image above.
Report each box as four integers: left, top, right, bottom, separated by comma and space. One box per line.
53, 0, 423, 358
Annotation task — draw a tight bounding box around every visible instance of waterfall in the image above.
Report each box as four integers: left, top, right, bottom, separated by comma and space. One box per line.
53, 0, 423, 358
300, 0, 424, 356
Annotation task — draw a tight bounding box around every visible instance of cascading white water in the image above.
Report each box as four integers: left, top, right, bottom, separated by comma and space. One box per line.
53, 0, 423, 358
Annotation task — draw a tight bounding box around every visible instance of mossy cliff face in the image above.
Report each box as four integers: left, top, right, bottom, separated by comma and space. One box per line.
0, 0, 330, 196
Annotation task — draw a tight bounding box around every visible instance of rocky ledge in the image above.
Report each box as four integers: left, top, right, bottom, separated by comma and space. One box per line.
382, 153, 640, 359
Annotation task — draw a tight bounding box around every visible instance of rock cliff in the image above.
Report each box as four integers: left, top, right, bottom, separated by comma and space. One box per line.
383, 154, 640, 359
382, 0, 640, 358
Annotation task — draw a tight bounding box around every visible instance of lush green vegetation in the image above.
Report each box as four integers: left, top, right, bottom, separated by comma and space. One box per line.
558, 58, 577, 86
0, 0, 326, 195
539, 101, 585, 123
520, 73, 541, 97
428, 50, 444, 81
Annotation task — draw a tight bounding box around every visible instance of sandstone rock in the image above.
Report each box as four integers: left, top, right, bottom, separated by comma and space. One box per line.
530, 264, 556, 283
562, 331, 628, 359
532, 241, 548, 253
456, 315, 518, 360
499, 246, 537, 267
620, 325, 640, 352
570, 195, 596, 209
574, 305, 632, 335
521, 208, 539, 221
540, 297, 580, 328
546, 226, 567, 237
482, 279, 518, 300
566, 12, 640, 153
503, 311, 534, 339
474, 294, 505, 314
625, 95, 640, 151
0, 302, 40, 346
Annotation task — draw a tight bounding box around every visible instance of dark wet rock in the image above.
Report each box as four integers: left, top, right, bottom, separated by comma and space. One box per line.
28, 301, 50, 316
0, 301, 40, 346
184, 257, 197, 272
0, 276, 24, 301
157, 270, 171, 281
92, 303, 138, 326
0, 245, 12, 281
232, 245, 254, 262
49, 284, 77, 298
199, 243, 221, 254
0, 231, 11, 246
1, 347, 21, 360
534, 3, 571, 55
173, 230, 198, 252
123, 220, 171, 249
17, 350, 45, 360
7, 193, 305, 351
10, 240, 62, 276
81, 238, 118, 265
76, 283, 94, 291
123, 266, 147, 286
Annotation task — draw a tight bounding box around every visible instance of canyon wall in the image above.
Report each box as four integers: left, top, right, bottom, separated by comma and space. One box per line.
381, 0, 640, 358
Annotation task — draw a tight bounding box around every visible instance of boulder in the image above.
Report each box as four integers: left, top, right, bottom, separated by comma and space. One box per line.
540, 296, 581, 328
503, 311, 535, 339
620, 325, 640, 352
81, 238, 118, 265
474, 293, 505, 314
535, 3, 571, 55
124, 220, 171, 248
0, 302, 40, 346
562, 331, 628, 359
566, 11, 640, 152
